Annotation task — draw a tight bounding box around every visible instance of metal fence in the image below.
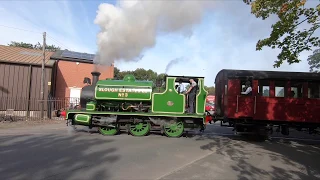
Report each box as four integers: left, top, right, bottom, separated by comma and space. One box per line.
0, 97, 80, 121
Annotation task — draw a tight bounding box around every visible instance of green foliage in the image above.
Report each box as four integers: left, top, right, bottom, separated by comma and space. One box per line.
307, 48, 320, 72
8, 41, 61, 52
243, 0, 320, 67
114, 67, 216, 93
204, 86, 215, 95
185, 84, 215, 95
113, 67, 167, 86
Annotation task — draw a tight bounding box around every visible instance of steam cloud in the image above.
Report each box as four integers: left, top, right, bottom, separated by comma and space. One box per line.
93, 0, 214, 65
165, 57, 186, 74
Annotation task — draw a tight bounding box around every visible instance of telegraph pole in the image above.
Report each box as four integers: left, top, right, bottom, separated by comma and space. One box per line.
40, 32, 46, 119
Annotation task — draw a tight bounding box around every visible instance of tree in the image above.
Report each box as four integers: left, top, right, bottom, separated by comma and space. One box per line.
204, 86, 215, 95
114, 67, 121, 79
277, 88, 284, 97
113, 67, 216, 93
113, 67, 167, 86
185, 84, 215, 95
307, 48, 320, 72
8, 41, 60, 52
243, 0, 320, 68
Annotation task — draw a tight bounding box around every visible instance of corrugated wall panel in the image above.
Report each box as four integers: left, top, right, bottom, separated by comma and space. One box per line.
6, 65, 15, 109
0, 64, 30, 110
29, 67, 41, 111
3, 64, 10, 95
29, 67, 52, 111
0, 64, 6, 97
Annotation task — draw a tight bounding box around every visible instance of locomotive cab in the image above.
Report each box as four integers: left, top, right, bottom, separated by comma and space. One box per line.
151, 75, 208, 115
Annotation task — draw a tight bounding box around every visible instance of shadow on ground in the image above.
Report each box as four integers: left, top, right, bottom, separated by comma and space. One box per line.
0, 133, 119, 180
196, 134, 320, 180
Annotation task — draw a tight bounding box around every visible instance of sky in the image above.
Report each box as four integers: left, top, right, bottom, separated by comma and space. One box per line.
0, 0, 318, 86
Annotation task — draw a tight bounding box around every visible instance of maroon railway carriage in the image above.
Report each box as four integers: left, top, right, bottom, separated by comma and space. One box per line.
212, 69, 320, 136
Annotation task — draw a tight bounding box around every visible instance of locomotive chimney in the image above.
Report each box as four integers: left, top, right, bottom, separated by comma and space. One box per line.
91, 71, 101, 85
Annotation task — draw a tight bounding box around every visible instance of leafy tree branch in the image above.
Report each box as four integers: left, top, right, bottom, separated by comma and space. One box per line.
8, 41, 61, 52
243, 0, 320, 68
307, 48, 320, 72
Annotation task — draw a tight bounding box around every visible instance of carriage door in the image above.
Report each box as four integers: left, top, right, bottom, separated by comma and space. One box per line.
236, 78, 255, 118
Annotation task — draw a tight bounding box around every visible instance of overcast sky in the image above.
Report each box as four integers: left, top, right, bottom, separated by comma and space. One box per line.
0, 0, 318, 86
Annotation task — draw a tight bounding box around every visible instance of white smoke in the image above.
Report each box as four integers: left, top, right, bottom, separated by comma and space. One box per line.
165, 57, 187, 74
94, 0, 215, 65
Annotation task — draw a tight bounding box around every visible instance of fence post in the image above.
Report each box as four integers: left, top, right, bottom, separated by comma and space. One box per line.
26, 65, 33, 118
26, 98, 30, 117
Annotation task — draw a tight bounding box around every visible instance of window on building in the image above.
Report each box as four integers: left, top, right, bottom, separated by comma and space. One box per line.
290, 81, 303, 98
258, 80, 270, 97
275, 81, 287, 97
308, 82, 320, 99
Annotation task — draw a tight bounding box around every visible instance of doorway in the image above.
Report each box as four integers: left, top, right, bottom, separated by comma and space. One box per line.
69, 87, 81, 109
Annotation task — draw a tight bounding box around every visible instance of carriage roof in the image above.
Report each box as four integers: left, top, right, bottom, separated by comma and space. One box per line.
215, 69, 320, 82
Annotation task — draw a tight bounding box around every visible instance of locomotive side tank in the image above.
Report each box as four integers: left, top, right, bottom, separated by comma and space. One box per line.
95, 74, 153, 101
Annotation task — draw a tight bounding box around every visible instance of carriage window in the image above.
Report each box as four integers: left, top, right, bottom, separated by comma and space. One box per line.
308, 82, 320, 99
240, 79, 252, 95
241, 80, 246, 92
275, 81, 286, 97
290, 81, 303, 98
258, 80, 270, 97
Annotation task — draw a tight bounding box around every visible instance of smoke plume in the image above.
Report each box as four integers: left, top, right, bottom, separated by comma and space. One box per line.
94, 0, 214, 65
165, 57, 186, 74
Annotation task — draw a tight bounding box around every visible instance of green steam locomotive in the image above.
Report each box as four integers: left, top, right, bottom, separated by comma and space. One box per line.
64, 71, 209, 137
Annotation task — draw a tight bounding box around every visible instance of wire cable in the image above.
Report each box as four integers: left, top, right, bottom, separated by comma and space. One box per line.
0, 24, 71, 50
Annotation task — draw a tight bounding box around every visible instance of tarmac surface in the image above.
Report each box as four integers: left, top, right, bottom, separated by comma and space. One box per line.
1, 121, 320, 180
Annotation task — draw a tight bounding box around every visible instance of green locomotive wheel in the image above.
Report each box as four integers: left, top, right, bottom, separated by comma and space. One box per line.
99, 125, 120, 136
129, 122, 151, 136
163, 121, 184, 138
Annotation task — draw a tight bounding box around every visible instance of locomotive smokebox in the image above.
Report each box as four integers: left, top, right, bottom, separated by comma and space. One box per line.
79, 71, 101, 109
91, 71, 101, 85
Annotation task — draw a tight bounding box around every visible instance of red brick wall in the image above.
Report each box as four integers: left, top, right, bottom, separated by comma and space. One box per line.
55, 60, 114, 98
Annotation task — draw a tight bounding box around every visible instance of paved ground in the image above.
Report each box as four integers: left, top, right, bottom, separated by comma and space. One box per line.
1, 121, 320, 180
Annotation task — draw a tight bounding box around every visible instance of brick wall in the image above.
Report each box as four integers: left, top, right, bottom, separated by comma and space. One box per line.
55, 60, 114, 98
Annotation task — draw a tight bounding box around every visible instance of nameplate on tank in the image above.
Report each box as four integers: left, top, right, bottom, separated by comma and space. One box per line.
97, 88, 151, 93
95, 87, 152, 100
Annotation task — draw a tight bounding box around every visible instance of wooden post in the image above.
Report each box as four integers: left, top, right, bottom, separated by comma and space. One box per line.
40, 32, 46, 119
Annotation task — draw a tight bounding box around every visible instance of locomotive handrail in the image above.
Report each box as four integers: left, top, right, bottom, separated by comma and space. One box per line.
236, 95, 239, 112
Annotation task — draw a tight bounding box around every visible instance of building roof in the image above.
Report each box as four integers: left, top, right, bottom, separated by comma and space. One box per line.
51, 50, 114, 67
51, 50, 95, 63
0, 45, 55, 67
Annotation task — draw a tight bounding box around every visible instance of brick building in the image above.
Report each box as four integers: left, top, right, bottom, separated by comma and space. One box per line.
0, 45, 114, 117
50, 50, 114, 107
